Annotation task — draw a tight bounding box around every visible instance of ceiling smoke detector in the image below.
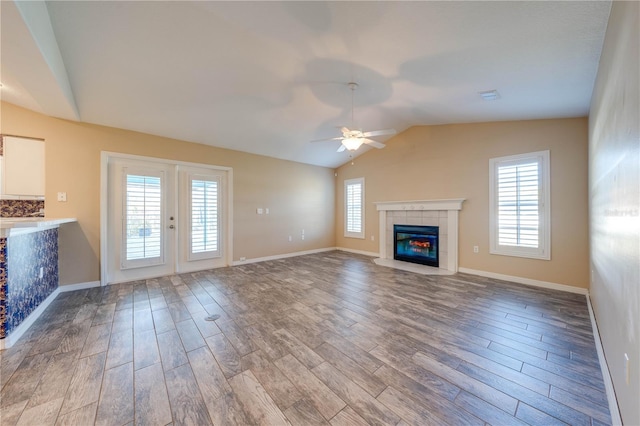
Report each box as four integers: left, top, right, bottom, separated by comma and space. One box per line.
479, 90, 500, 101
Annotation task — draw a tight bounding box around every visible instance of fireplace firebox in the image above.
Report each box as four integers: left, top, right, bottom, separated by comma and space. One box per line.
394, 225, 439, 267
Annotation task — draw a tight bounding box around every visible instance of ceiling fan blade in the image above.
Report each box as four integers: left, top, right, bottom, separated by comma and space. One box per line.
310, 136, 343, 143
340, 127, 351, 134
362, 129, 396, 138
362, 138, 386, 149
336, 144, 347, 152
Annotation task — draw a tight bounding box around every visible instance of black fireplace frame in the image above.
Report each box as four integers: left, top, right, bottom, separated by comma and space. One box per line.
393, 224, 439, 267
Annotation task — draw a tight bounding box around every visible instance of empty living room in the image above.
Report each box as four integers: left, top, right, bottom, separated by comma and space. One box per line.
0, 1, 638, 425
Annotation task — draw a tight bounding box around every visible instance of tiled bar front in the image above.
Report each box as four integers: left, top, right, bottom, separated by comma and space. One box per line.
0, 228, 58, 341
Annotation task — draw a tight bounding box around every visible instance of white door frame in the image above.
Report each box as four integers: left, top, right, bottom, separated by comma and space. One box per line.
100, 151, 233, 286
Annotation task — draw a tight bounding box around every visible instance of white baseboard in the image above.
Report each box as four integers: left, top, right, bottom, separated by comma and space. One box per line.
458, 267, 588, 295
336, 247, 379, 257
58, 280, 101, 292
587, 295, 622, 425
0, 280, 101, 349
1, 288, 59, 349
231, 247, 336, 266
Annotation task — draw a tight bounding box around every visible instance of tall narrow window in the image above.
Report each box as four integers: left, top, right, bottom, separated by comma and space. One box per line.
345, 177, 365, 239
189, 174, 221, 260
123, 171, 163, 267
489, 150, 550, 260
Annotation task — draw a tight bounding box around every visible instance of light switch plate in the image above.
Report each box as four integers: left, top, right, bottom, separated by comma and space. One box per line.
57, 192, 67, 202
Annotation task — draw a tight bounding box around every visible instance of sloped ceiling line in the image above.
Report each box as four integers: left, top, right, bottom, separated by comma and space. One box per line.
7, 0, 79, 120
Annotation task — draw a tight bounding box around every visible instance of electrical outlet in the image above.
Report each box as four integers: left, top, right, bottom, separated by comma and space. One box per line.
57, 192, 67, 202
371, 235, 375, 241
473, 245, 479, 253
240, 257, 246, 262
257, 208, 263, 215
265, 208, 269, 214
288, 235, 292, 242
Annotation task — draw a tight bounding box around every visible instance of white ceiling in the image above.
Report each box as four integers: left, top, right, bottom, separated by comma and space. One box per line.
1, 1, 611, 168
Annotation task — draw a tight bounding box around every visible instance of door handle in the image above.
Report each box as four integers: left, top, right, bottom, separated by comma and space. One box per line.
169, 225, 175, 229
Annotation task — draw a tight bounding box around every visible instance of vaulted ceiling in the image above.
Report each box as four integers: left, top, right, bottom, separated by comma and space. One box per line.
1, 1, 611, 168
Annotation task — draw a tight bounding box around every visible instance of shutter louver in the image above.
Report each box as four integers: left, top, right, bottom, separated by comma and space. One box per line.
125, 174, 162, 261
191, 178, 219, 255
346, 182, 362, 234
497, 162, 539, 248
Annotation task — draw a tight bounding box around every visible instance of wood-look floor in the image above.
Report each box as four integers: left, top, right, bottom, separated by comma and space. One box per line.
0, 251, 611, 425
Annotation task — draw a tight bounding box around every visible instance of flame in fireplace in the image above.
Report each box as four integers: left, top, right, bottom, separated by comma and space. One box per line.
409, 239, 430, 249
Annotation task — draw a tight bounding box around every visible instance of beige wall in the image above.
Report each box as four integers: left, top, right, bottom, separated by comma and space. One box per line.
589, 1, 639, 424
1, 102, 336, 286
336, 118, 589, 289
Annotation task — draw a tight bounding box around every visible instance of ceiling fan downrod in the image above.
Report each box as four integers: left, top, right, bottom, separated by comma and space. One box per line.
348, 82, 358, 129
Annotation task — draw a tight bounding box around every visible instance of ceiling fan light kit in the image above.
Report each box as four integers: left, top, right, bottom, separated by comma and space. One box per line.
342, 137, 364, 151
310, 81, 396, 153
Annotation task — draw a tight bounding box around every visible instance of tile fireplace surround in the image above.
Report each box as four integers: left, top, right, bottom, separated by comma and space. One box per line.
374, 199, 465, 273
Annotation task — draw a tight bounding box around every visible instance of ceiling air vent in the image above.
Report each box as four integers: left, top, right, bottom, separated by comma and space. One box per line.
479, 90, 500, 101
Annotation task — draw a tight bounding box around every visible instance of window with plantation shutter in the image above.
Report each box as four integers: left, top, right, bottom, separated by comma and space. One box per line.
189, 174, 221, 260
345, 177, 365, 239
489, 151, 550, 260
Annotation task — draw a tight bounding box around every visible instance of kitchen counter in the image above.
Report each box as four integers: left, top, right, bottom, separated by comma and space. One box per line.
0, 217, 77, 237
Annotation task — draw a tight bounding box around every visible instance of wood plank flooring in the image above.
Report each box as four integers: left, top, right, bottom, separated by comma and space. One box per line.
0, 251, 611, 425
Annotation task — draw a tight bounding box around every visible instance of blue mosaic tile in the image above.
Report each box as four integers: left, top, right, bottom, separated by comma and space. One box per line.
0, 237, 6, 339
3, 229, 58, 338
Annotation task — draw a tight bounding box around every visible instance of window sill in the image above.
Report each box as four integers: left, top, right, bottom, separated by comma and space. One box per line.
490, 248, 550, 261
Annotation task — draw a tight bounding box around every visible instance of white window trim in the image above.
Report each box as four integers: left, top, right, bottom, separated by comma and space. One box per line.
344, 177, 365, 239
489, 150, 551, 260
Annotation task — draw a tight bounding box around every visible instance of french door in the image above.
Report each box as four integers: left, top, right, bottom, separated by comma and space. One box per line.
177, 166, 227, 272
105, 155, 229, 284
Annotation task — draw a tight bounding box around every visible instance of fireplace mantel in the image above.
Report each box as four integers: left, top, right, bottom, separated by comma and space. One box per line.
374, 199, 465, 212
374, 199, 465, 273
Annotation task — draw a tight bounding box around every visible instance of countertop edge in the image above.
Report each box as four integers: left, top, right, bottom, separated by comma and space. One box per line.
0, 218, 78, 237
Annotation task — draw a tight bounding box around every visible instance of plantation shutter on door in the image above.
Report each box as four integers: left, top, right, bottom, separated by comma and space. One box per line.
189, 174, 221, 260
122, 170, 164, 268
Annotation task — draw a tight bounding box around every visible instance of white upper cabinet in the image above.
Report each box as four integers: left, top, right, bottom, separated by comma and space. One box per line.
1, 136, 45, 197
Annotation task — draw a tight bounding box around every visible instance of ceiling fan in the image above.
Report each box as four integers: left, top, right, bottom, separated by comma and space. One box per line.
311, 82, 396, 152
